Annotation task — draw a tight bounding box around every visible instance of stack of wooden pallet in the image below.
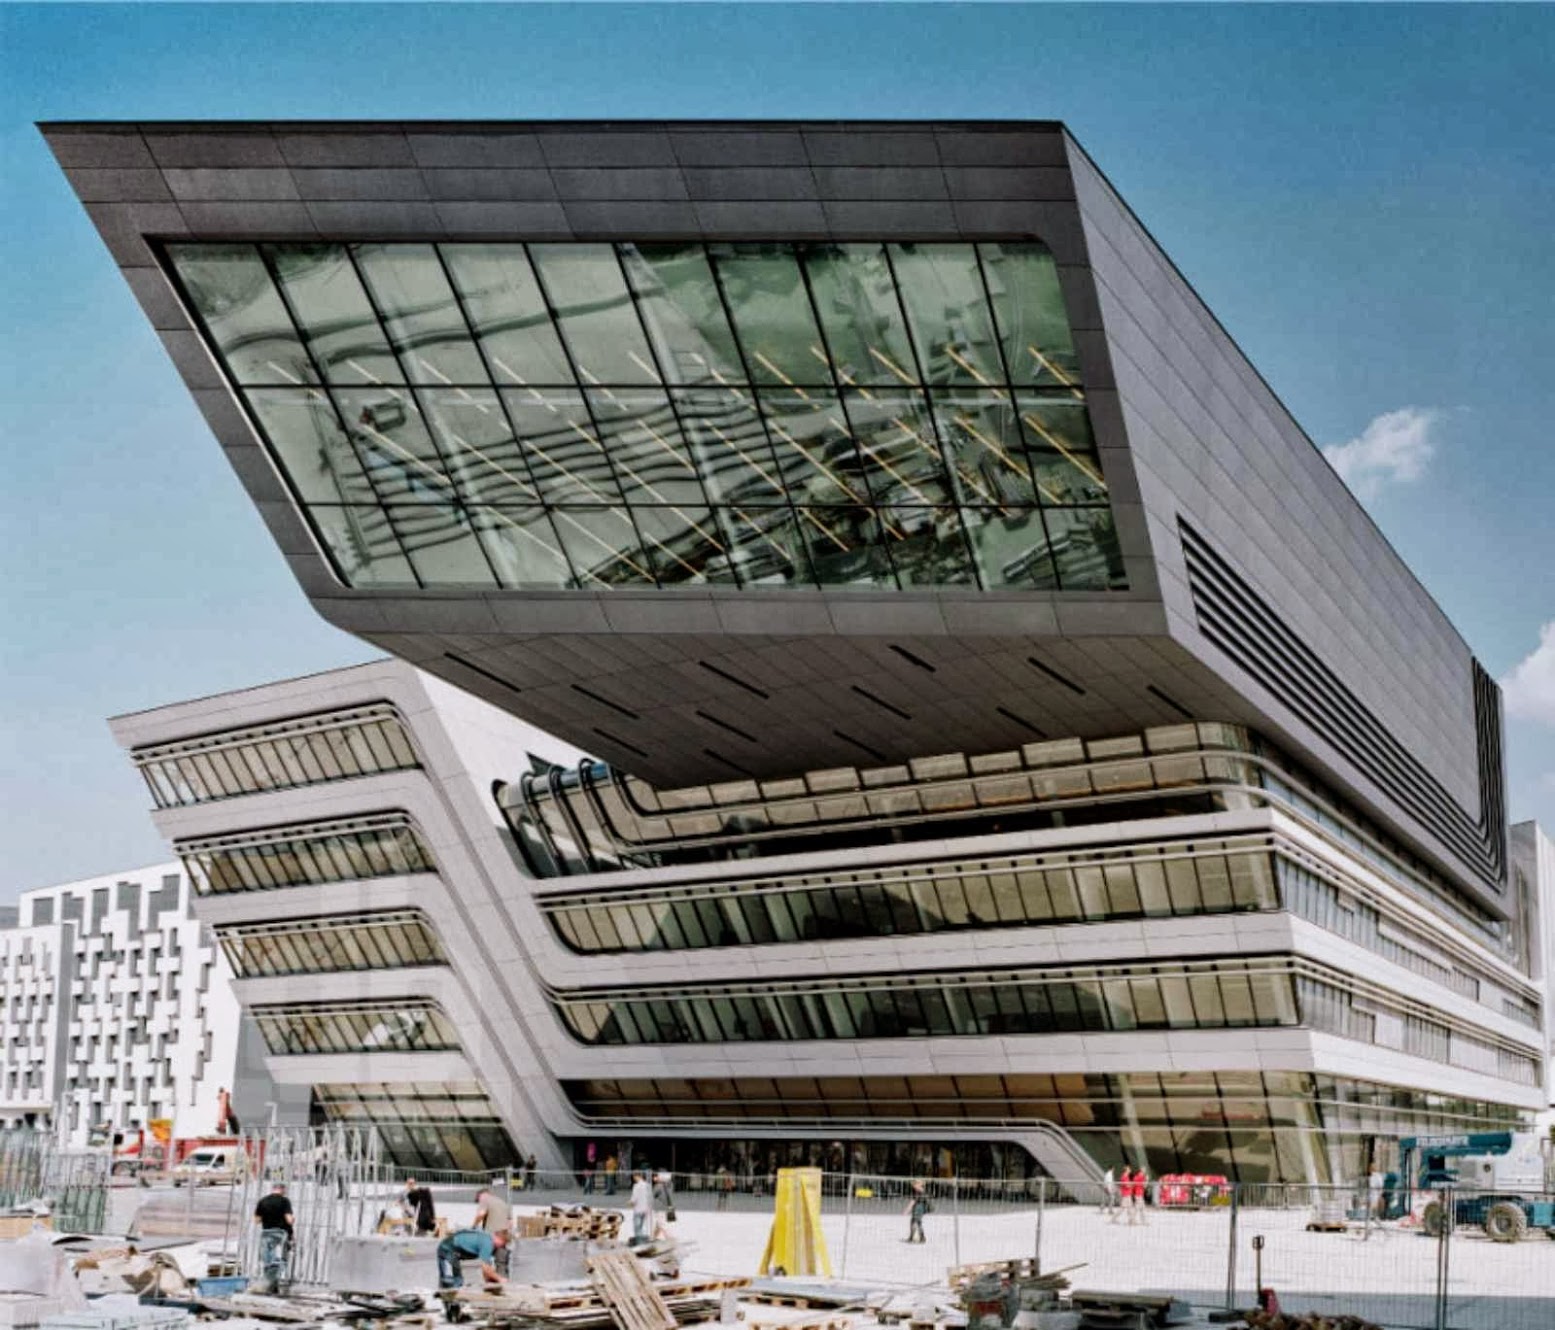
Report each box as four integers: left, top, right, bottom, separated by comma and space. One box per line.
449, 1265, 749, 1329
543, 1206, 624, 1240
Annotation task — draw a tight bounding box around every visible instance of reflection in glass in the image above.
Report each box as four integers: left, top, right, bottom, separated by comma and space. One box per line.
265, 245, 401, 386
1043, 508, 1126, 590
443, 244, 573, 385
710, 246, 826, 386
354, 244, 487, 385
622, 245, 746, 385
167, 245, 311, 385
964, 508, 1059, 588
889, 244, 1004, 387
804, 243, 919, 387
167, 241, 1126, 593
529, 245, 658, 386
980, 242, 1080, 388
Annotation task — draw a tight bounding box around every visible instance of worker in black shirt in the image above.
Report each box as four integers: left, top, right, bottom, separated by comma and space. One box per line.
254, 1183, 293, 1293
405, 1177, 437, 1234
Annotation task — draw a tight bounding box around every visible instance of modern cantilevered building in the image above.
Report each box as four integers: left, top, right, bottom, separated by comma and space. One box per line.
52, 119, 1546, 1184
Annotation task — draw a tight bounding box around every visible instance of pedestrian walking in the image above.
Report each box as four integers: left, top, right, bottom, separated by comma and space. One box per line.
1101, 1167, 1117, 1217
716, 1164, 733, 1211
1111, 1167, 1129, 1224
629, 1170, 655, 1243
903, 1180, 930, 1243
653, 1170, 676, 1225
253, 1183, 293, 1294
525, 1154, 538, 1191
604, 1154, 620, 1195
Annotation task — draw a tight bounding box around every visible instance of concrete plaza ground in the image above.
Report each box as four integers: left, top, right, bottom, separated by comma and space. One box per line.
112, 1185, 1555, 1330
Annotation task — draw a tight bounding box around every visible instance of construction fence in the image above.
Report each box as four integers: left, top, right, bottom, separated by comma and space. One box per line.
437, 1170, 1555, 1330
0, 1129, 109, 1232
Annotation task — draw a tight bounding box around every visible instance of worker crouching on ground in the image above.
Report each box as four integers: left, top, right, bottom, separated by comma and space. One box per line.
436, 1227, 509, 1289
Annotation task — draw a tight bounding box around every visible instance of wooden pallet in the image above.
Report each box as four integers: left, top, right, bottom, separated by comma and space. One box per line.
745, 1317, 852, 1330
588, 1251, 677, 1330
948, 1257, 1041, 1290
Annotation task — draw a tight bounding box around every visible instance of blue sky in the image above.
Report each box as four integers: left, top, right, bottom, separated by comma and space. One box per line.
2, 2, 1552, 901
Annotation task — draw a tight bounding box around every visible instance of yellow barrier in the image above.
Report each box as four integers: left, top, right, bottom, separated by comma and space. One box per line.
759, 1166, 833, 1276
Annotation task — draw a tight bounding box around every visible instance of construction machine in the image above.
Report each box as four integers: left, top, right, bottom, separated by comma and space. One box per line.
1384, 1130, 1555, 1242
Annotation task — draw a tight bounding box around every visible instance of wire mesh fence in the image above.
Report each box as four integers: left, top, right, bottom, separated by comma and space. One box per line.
0, 1129, 110, 1232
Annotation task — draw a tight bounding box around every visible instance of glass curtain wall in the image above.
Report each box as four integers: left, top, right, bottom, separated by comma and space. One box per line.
164, 241, 1125, 593
311, 1082, 520, 1172
255, 1000, 458, 1055
560, 1072, 1528, 1185
181, 815, 435, 894
555, 956, 1301, 1045
135, 708, 419, 808
217, 910, 444, 977
545, 838, 1276, 952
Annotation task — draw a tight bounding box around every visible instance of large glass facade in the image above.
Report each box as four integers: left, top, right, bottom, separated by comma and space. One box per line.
560, 1072, 1528, 1184
311, 1082, 520, 1172
545, 835, 1276, 953
165, 241, 1125, 593
255, 999, 458, 1055
180, 814, 435, 894
551, 957, 1540, 1085
217, 910, 444, 978
134, 705, 419, 809
556, 956, 1301, 1045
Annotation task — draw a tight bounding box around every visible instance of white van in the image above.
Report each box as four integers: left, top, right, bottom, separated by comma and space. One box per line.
172, 1147, 240, 1187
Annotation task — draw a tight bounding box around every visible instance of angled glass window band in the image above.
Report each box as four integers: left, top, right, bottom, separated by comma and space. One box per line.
165, 240, 1125, 593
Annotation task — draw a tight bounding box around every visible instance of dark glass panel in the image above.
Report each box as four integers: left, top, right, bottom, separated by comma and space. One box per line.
471, 507, 576, 589
244, 389, 373, 504
883, 508, 977, 588
631, 505, 734, 586
620, 245, 746, 386
331, 386, 452, 504
1018, 397, 1107, 502
354, 244, 486, 385
308, 506, 417, 586
168, 244, 312, 386
528, 245, 657, 386
442, 244, 573, 386
802, 244, 919, 388
1044, 508, 1126, 590
710, 245, 828, 387
265, 244, 402, 386
548, 506, 656, 588
714, 506, 813, 588
889, 244, 1003, 387
757, 388, 871, 506
979, 242, 1080, 388
673, 386, 785, 504
385, 499, 497, 588
586, 388, 709, 508
962, 507, 1058, 589
419, 387, 537, 507
839, 390, 953, 507
795, 506, 895, 588
500, 388, 623, 506
929, 393, 1036, 508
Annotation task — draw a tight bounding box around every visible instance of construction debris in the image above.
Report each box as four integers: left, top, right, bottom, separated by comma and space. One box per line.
543, 1209, 623, 1242
1243, 1316, 1383, 1330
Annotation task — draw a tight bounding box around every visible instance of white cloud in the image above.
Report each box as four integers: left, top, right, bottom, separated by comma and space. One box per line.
1503, 621, 1555, 728
1322, 407, 1439, 499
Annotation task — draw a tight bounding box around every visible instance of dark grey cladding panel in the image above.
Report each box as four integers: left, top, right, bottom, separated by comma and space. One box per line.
123, 266, 190, 330
65, 169, 173, 202
800, 129, 941, 165
161, 168, 301, 201
176, 201, 317, 236
289, 168, 431, 201
431, 201, 573, 236
690, 201, 831, 238
668, 130, 810, 166
681, 168, 820, 201
549, 168, 690, 201
537, 130, 678, 167
275, 130, 416, 167
421, 169, 558, 201
407, 132, 547, 168
810, 167, 950, 200
45, 127, 155, 168
144, 131, 286, 167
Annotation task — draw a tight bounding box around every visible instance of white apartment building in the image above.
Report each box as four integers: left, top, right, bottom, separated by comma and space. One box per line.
0, 864, 282, 1146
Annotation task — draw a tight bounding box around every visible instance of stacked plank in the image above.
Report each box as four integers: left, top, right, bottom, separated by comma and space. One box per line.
449, 1272, 750, 1329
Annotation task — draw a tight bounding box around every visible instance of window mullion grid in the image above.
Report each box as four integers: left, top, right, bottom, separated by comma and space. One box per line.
609, 243, 737, 587
429, 242, 581, 590
251, 244, 423, 584
881, 242, 989, 591
701, 243, 815, 587
341, 243, 505, 587
525, 245, 660, 587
